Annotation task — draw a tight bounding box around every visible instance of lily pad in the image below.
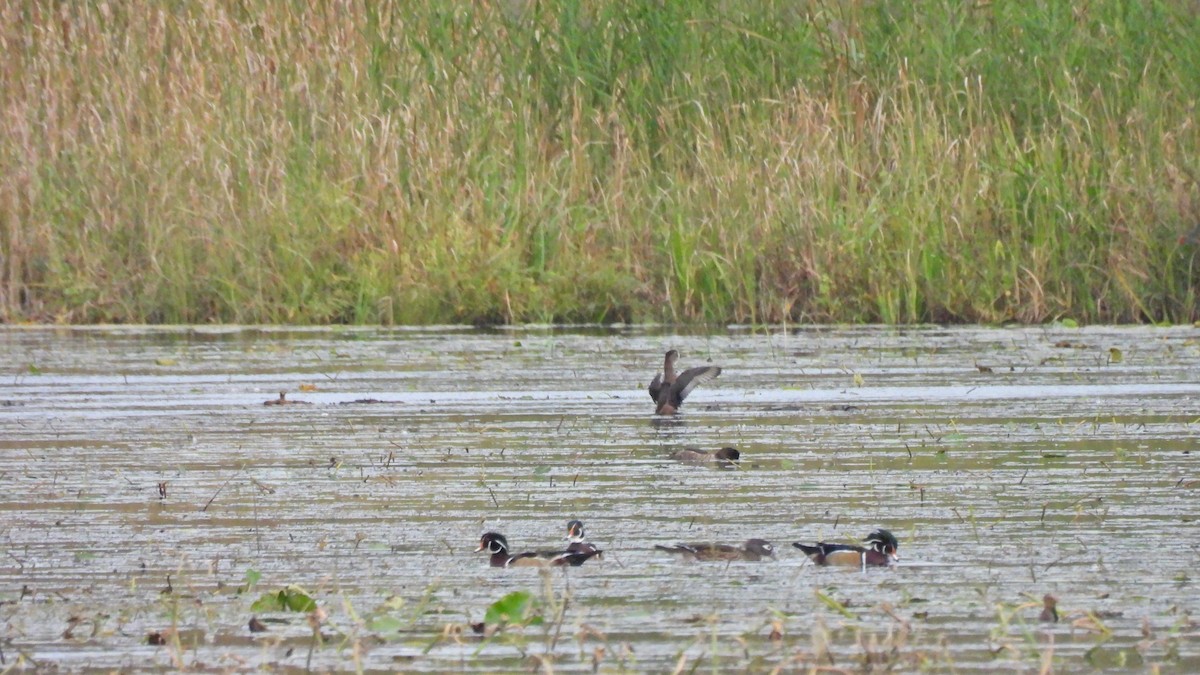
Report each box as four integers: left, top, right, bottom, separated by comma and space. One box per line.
368, 615, 404, 634
250, 585, 317, 613
237, 569, 262, 594
484, 590, 539, 625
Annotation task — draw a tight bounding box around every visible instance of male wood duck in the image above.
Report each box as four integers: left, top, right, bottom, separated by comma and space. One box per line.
649, 350, 722, 415
671, 446, 740, 468
655, 538, 775, 561
565, 520, 602, 558
792, 529, 899, 568
476, 532, 600, 568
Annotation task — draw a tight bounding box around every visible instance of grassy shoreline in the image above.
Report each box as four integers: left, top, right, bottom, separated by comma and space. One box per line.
2, 1, 1199, 325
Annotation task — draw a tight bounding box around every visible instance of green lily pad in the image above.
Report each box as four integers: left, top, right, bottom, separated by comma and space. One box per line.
484, 590, 536, 625
251, 585, 317, 613
369, 615, 404, 633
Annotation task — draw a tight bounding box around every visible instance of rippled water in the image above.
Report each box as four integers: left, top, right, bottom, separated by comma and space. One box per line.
1, 325, 1198, 671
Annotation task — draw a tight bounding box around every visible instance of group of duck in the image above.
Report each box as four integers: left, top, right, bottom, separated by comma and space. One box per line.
476, 520, 900, 570
477, 350, 902, 571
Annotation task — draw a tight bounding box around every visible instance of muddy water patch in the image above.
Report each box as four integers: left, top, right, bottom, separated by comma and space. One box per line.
1, 325, 1198, 671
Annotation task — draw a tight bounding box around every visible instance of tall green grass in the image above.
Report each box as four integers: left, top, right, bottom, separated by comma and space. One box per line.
1, 1, 1198, 324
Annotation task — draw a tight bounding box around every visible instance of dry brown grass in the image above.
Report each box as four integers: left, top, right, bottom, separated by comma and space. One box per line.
1, 1, 1197, 324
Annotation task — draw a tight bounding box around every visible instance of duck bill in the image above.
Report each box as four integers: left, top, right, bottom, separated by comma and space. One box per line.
474, 543, 485, 553
888, 551, 900, 563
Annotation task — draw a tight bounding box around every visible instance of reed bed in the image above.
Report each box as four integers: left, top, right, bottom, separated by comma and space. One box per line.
1, 1, 1198, 324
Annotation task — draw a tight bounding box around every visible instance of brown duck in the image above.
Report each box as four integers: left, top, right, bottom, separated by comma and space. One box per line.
1039, 594, 1059, 623
655, 539, 775, 561
648, 350, 721, 415
671, 447, 740, 468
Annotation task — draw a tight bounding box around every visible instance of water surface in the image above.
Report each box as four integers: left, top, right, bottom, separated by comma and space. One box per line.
1, 325, 1198, 671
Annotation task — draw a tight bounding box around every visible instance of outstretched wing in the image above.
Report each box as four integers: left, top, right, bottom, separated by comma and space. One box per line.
648, 372, 664, 401
669, 366, 722, 404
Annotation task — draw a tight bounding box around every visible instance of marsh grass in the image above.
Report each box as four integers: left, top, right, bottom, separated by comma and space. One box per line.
2, 1, 1199, 324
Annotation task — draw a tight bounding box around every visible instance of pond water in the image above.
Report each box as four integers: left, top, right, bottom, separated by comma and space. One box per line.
1, 325, 1198, 671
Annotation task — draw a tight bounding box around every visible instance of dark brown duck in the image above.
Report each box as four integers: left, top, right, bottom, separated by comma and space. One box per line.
670, 446, 740, 468
648, 350, 721, 415
655, 538, 775, 561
